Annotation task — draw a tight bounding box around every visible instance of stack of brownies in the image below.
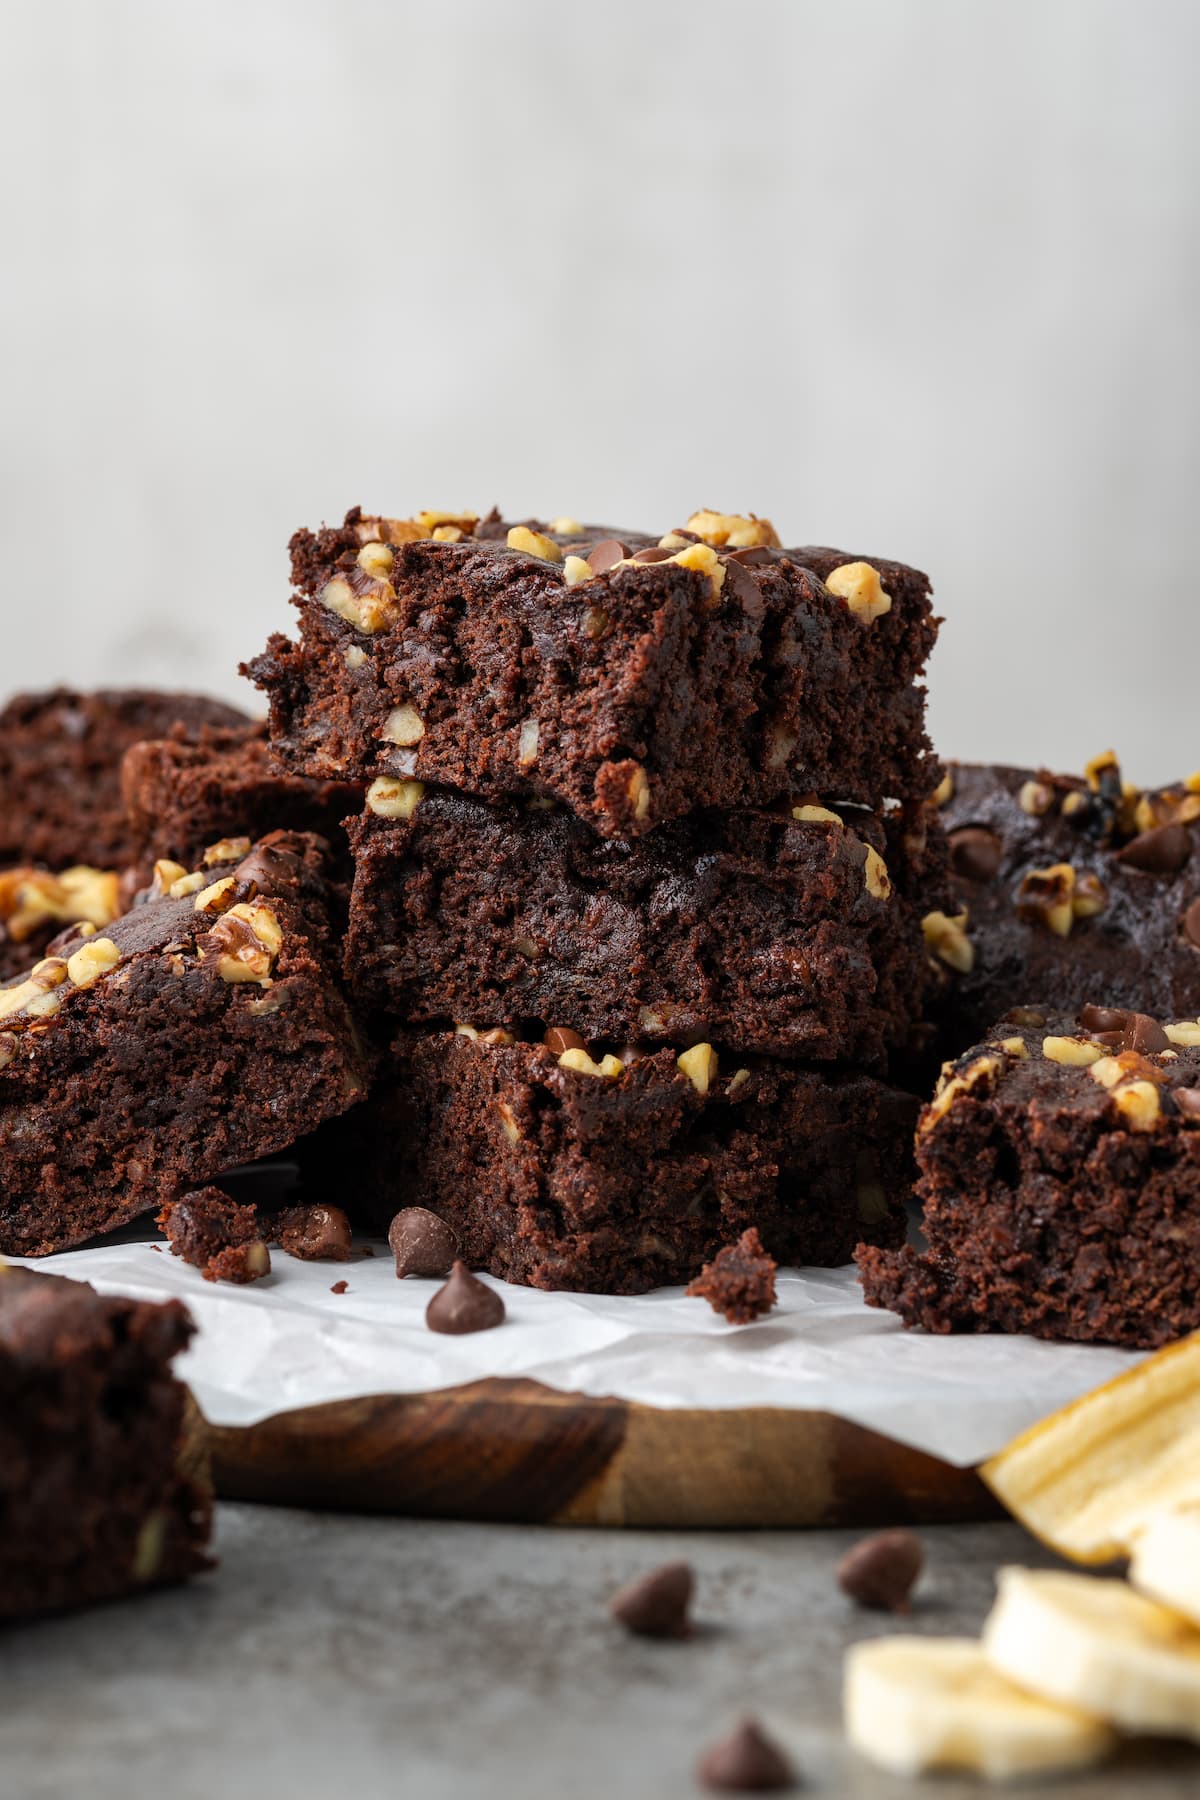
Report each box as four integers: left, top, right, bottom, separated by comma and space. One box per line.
244, 506, 945, 1291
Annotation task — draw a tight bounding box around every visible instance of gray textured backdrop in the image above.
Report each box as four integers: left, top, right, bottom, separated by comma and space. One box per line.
3, 0, 1197, 785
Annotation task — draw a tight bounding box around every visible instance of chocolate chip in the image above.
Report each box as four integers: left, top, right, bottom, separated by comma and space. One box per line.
629, 545, 673, 564
233, 842, 304, 894
1184, 898, 1200, 948
697, 1717, 796, 1792
1173, 1088, 1200, 1118
721, 557, 764, 613
274, 1204, 353, 1262
609, 1560, 694, 1639
543, 1025, 587, 1055
330, 1279, 348, 1294
1117, 821, 1192, 875
389, 1207, 459, 1279
723, 546, 776, 566
948, 826, 1004, 883
1077, 1005, 1169, 1054
836, 1528, 923, 1612
425, 1261, 506, 1335
586, 538, 628, 574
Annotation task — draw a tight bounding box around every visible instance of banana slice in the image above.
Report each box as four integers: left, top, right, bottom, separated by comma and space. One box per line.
1131, 1507, 1200, 1628
983, 1566, 1200, 1741
981, 1330, 1200, 1563
843, 1635, 1114, 1780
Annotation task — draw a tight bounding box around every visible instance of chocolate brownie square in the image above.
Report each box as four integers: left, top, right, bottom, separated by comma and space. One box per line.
0, 1267, 212, 1619
927, 755, 1200, 1050
0, 831, 370, 1255
0, 687, 250, 869
120, 720, 362, 880
344, 786, 940, 1064
858, 1004, 1200, 1348
344, 1028, 913, 1293
245, 507, 939, 834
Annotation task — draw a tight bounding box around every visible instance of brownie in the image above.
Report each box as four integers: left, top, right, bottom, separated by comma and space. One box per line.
344, 786, 940, 1062
686, 1227, 778, 1323
0, 1267, 212, 1619
858, 1003, 1200, 1348
341, 1028, 914, 1293
0, 687, 249, 869
0, 830, 370, 1255
928, 756, 1200, 1050
158, 1187, 272, 1284
0, 862, 122, 984
244, 507, 939, 833
121, 720, 361, 881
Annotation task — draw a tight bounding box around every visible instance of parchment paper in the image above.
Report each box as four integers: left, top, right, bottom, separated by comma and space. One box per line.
11, 1225, 1143, 1468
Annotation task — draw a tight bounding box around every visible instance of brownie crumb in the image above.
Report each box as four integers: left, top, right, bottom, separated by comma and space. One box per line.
687, 1228, 778, 1324
330, 1279, 348, 1295
836, 1528, 923, 1613
697, 1716, 796, 1791
273, 1203, 352, 1262
425, 1261, 505, 1335
158, 1187, 271, 1285
609, 1560, 694, 1639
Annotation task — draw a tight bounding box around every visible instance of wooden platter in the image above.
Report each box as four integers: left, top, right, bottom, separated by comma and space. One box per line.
208, 1378, 999, 1528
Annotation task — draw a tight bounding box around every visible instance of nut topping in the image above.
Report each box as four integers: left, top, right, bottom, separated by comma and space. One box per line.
932, 771, 955, 807
1042, 1035, 1104, 1067
792, 804, 843, 826
517, 719, 540, 768
558, 1046, 624, 1079
1018, 779, 1054, 817
356, 540, 394, 579
506, 525, 563, 563
202, 837, 252, 868
366, 777, 425, 819
627, 766, 651, 823
563, 554, 594, 586
202, 901, 282, 986
319, 576, 396, 634
825, 562, 893, 622
863, 845, 891, 899
193, 877, 238, 915
65, 937, 121, 989
684, 510, 780, 549
922, 909, 975, 973
676, 1042, 718, 1095
1016, 863, 1107, 936
381, 704, 425, 747
549, 516, 583, 535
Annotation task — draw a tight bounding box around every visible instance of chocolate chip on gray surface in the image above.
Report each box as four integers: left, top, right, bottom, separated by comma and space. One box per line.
389, 1206, 459, 1278
1115, 821, 1192, 875
543, 1025, 587, 1055
609, 1560, 694, 1639
330, 1279, 348, 1294
697, 1717, 796, 1792
836, 1528, 923, 1613
274, 1203, 353, 1261
947, 825, 1003, 883
425, 1261, 506, 1335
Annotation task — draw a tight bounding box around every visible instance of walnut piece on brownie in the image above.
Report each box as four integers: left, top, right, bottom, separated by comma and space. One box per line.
244, 508, 939, 834
325, 1027, 914, 1294
0, 1266, 212, 1619
930, 755, 1200, 1048
687, 1228, 778, 1324
0, 830, 371, 1256
859, 1004, 1200, 1347
0, 861, 122, 983
0, 687, 249, 869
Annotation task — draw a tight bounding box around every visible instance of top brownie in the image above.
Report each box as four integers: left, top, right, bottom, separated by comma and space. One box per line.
928, 754, 1200, 1047
245, 507, 939, 835
0, 687, 250, 869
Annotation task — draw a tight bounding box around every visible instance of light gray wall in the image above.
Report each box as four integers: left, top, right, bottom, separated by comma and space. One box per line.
3, 0, 1197, 785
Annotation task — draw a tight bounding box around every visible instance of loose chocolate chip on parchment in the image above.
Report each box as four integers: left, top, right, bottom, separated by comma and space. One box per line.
609, 1560, 695, 1639
836, 1528, 924, 1613
274, 1204, 352, 1262
425, 1261, 506, 1335
389, 1207, 459, 1278
1116, 822, 1192, 875
697, 1717, 796, 1792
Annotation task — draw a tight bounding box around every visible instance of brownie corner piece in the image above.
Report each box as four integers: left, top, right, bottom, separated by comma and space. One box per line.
0, 1267, 212, 1620
247, 508, 939, 832
344, 1029, 912, 1293
861, 1004, 1200, 1347
0, 829, 370, 1255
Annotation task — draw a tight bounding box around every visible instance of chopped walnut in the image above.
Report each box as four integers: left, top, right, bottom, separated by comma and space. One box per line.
922, 909, 975, 973
825, 562, 893, 622
506, 525, 563, 562
366, 777, 425, 819
676, 1042, 718, 1095
684, 510, 780, 549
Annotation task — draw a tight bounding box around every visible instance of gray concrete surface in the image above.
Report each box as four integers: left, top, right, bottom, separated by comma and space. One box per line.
1, 1508, 1195, 1799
